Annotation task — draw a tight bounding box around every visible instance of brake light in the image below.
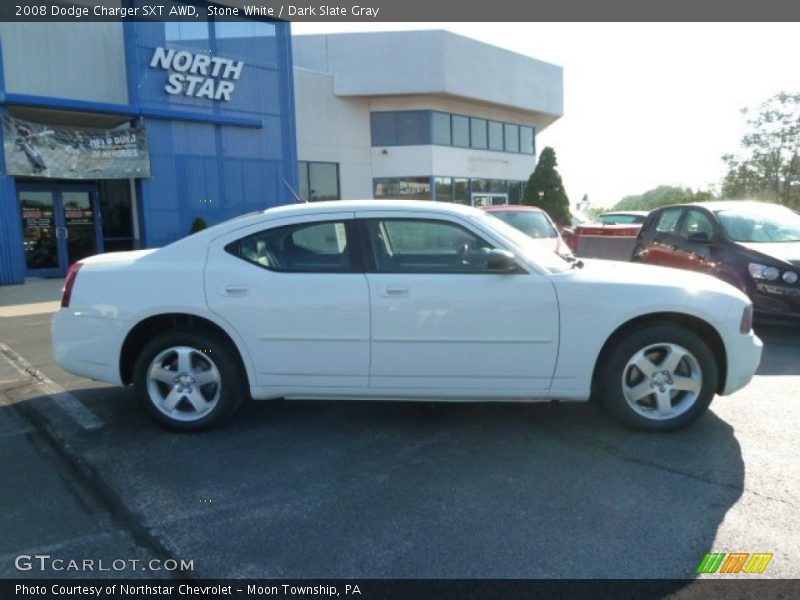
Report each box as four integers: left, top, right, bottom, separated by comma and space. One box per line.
61, 263, 83, 308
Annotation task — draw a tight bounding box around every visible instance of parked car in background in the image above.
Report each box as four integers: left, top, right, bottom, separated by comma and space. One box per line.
632, 200, 800, 322
597, 211, 649, 225
53, 200, 761, 432
481, 204, 574, 260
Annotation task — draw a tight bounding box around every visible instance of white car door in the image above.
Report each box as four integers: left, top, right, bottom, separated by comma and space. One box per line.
357, 211, 560, 395
205, 213, 370, 391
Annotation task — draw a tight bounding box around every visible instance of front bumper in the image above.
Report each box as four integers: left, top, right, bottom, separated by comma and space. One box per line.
751, 281, 800, 322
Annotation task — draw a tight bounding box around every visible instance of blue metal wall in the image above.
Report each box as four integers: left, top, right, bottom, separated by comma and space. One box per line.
0, 38, 25, 286
126, 18, 298, 248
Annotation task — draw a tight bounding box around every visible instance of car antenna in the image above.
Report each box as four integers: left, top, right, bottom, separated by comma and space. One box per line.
283, 178, 306, 203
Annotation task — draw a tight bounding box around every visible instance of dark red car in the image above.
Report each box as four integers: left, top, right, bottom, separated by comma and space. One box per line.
481, 205, 574, 260
632, 201, 800, 322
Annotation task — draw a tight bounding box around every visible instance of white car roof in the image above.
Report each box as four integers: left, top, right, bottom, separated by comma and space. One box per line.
260, 199, 480, 219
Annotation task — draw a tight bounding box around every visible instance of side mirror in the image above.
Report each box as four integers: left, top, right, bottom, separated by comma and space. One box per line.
687, 232, 714, 244
487, 249, 519, 272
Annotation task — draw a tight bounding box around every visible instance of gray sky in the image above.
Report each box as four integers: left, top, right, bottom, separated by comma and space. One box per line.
292, 22, 800, 208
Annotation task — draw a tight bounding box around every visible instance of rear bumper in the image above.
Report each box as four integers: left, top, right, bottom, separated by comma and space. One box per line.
52, 310, 128, 386
721, 331, 763, 395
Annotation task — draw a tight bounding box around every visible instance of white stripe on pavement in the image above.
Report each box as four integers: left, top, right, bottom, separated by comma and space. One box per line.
0, 342, 104, 431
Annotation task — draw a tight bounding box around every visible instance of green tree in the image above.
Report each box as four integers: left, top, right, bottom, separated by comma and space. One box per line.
612, 185, 715, 211
189, 217, 208, 234
721, 91, 800, 208
522, 146, 571, 226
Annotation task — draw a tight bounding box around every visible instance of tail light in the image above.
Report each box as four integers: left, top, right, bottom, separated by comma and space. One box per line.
61, 263, 83, 308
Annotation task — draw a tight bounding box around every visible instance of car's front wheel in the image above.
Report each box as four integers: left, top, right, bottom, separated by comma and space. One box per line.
598, 324, 719, 431
133, 331, 246, 431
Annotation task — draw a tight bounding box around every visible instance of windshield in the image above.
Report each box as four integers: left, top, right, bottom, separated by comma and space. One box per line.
489, 210, 558, 239
473, 212, 571, 273
717, 204, 800, 243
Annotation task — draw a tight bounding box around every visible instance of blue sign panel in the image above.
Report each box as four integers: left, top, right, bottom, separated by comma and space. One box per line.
125, 15, 298, 247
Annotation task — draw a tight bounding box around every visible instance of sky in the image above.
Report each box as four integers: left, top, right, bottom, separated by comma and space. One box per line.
292, 22, 800, 208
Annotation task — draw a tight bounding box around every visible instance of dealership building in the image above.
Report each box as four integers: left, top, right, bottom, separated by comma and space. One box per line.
0, 21, 562, 287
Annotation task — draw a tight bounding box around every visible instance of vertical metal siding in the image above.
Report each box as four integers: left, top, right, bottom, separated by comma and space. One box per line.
0, 36, 25, 285
128, 19, 298, 248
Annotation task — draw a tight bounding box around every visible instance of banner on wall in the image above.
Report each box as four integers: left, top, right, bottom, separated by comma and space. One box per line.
3, 116, 151, 179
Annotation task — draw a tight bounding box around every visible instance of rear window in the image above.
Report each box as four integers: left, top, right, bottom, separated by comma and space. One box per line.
489, 211, 557, 239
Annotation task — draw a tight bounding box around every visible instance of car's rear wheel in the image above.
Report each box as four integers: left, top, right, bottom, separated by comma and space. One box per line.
598, 324, 718, 431
133, 331, 245, 431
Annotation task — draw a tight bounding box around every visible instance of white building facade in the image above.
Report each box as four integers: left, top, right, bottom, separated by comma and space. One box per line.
292, 30, 564, 206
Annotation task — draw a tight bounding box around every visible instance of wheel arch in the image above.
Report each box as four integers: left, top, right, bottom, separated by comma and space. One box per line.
119, 312, 252, 387
591, 312, 727, 396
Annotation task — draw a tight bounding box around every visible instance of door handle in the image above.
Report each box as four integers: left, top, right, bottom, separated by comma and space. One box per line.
380, 285, 409, 298
223, 284, 248, 295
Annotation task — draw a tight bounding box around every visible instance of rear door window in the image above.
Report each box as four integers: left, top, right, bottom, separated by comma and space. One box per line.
226, 220, 354, 273
655, 208, 684, 233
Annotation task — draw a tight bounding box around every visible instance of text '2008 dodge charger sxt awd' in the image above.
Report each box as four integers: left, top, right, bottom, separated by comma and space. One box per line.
53, 201, 763, 432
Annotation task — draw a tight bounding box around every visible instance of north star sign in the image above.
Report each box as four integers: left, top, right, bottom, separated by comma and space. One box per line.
149, 47, 244, 101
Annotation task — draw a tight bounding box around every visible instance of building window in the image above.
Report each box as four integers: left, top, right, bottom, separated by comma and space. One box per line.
298, 161, 340, 201
433, 177, 453, 202
508, 181, 524, 204
451, 115, 470, 148
371, 113, 398, 146
453, 179, 470, 204
370, 110, 535, 155
371, 111, 430, 146
373, 177, 432, 200
432, 112, 451, 145
488, 121, 504, 151
520, 126, 535, 155
470, 118, 487, 149
504, 124, 519, 153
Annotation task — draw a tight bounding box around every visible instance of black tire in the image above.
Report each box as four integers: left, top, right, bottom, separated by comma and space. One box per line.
598, 324, 719, 432
132, 330, 246, 432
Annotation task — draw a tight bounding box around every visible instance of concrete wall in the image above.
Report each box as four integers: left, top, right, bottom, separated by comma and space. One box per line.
293, 31, 563, 127
293, 68, 373, 199
0, 23, 128, 104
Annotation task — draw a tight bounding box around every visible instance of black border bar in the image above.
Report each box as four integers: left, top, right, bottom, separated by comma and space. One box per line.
3, 0, 800, 22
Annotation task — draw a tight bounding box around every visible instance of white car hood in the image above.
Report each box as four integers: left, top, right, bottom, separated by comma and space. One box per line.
568, 259, 747, 299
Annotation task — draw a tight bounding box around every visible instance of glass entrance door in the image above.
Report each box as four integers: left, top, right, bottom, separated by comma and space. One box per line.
471, 193, 509, 207
20, 190, 61, 277
18, 184, 102, 277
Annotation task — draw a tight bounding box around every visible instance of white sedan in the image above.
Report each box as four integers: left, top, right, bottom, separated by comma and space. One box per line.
52, 200, 763, 432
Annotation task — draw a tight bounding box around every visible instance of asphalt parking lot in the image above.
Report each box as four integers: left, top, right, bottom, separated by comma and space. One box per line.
0, 310, 798, 580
